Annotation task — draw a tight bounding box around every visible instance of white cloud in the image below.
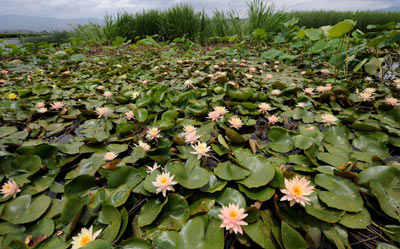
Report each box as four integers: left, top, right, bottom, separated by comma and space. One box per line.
0, 0, 397, 19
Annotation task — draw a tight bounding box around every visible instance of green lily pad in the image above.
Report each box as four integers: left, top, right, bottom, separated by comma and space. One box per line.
64, 174, 100, 196
233, 148, 275, 188
339, 207, 371, 229
107, 166, 146, 189
267, 127, 294, 153
214, 161, 250, 181
281, 221, 308, 249
1, 195, 51, 224
315, 174, 363, 212
370, 180, 400, 222
156, 194, 190, 230
305, 192, 345, 223
118, 238, 152, 249
238, 184, 274, 201
138, 198, 168, 227
244, 219, 276, 249
216, 187, 246, 208
135, 108, 148, 122
98, 205, 121, 242
189, 198, 215, 216
165, 158, 209, 189
108, 184, 131, 207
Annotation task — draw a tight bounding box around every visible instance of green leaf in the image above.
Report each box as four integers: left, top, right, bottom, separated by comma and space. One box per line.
118, 238, 152, 249
116, 123, 135, 134
1, 195, 51, 224
177, 215, 207, 249
244, 219, 276, 249
238, 184, 274, 201
0, 126, 18, 138
135, 108, 148, 122
108, 166, 146, 189
156, 194, 190, 230
225, 128, 246, 143
153, 231, 180, 249
199, 173, 227, 193
108, 184, 131, 207
98, 205, 121, 242
233, 148, 275, 188
136, 95, 153, 107
305, 192, 345, 223
214, 161, 250, 181
376, 242, 399, 249
216, 187, 246, 208
28, 218, 54, 237
65, 154, 104, 179
339, 207, 371, 229
189, 198, 215, 216
60, 196, 83, 226
71, 54, 86, 62
315, 174, 363, 212
165, 158, 209, 189
267, 127, 294, 153
138, 198, 168, 227
370, 180, 400, 221
328, 19, 356, 38
38, 237, 69, 249
365, 57, 384, 75
322, 225, 350, 249
11, 154, 41, 180
123, 147, 146, 164
359, 166, 400, 187
204, 218, 224, 249
64, 175, 100, 196
5, 240, 30, 249
281, 221, 308, 249
352, 135, 388, 162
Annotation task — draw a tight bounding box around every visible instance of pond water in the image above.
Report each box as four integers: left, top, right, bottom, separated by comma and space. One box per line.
0, 38, 21, 48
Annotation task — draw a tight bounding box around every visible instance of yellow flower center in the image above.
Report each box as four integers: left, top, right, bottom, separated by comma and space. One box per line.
5, 185, 11, 191
229, 210, 238, 219
160, 177, 168, 184
80, 235, 91, 246
293, 185, 302, 196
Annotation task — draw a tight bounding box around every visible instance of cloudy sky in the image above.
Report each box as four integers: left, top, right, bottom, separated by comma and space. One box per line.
0, 0, 398, 19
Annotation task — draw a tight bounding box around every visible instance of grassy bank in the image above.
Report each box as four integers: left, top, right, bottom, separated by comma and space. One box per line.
286, 10, 400, 30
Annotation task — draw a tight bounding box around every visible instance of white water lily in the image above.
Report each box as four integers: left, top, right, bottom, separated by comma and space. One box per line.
71, 226, 102, 249
152, 172, 178, 197
191, 142, 211, 159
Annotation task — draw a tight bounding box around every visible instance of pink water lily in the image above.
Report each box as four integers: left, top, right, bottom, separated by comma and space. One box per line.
50, 101, 64, 110
218, 203, 248, 234
268, 115, 280, 124
207, 110, 221, 121
0, 180, 20, 199
281, 176, 314, 206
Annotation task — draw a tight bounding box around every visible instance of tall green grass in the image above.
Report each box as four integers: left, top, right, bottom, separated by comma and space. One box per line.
286, 11, 400, 30
247, 0, 285, 33
71, 1, 400, 45
72, 0, 286, 45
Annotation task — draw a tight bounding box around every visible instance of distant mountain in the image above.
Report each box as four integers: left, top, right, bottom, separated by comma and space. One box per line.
0, 15, 103, 32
